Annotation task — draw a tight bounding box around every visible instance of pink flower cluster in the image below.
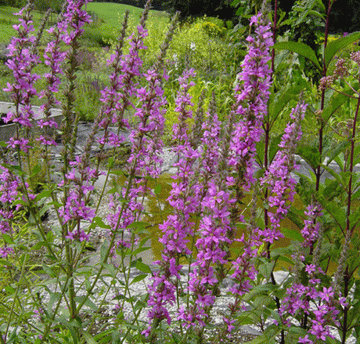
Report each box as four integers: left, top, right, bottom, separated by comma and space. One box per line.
145, 69, 200, 336
227, 11, 273, 299
228, 12, 273, 191
98, 23, 148, 139
59, 157, 100, 241
61, 0, 92, 45
4, 5, 40, 130
301, 203, 323, 247
180, 111, 235, 326
280, 268, 346, 343
0, 167, 19, 258
260, 102, 307, 243
107, 66, 167, 250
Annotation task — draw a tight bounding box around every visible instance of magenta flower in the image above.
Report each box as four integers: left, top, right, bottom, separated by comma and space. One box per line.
4, 4, 40, 137
259, 102, 307, 243
228, 12, 273, 191
145, 69, 201, 334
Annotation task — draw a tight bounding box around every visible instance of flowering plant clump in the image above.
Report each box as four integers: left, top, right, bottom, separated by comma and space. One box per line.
1, 0, 360, 343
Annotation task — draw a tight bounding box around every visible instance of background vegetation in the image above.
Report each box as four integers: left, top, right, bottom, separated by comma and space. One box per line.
2, 0, 360, 343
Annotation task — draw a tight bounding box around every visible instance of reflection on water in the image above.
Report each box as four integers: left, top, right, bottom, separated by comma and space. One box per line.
111, 171, 351, 276
140, 173, 309, 272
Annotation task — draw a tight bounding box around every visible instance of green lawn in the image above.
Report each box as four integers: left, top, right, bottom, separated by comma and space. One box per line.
0, 2, 169, 46
0, 2, 170, 105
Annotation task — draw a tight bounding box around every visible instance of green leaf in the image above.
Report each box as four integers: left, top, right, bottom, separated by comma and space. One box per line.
1, 163, 24, 175
74, 296, 98, 311
130, 274, 147, 284
322, 180, 342, 201
297, 144, 320, 171
295, 3, 325, 26
274, 41, 321, 71
47, 292, 61, 316
42, 264, 56, 278
154, 184, 162, 195
324, 32, 360, 68
281, 228, 304, 242
136, 260, 151, 274
107, 157, 114, 169
132, 246, 151, 255
258, 261, 275, 280
322, 165, 344, 185
319, 199, 346, 231
110, 169, 127, 176
82, 331, 98, 344
349, 210, 360, 232
269, 84, 305, 123
34, 189, 53, 202
324, 141, 350, 167
100, 240, 109, 263
287, 208, 304, 229
2, 233, 14, 244
321, 90, 350, 125
4, 285, 15, 294
89, 217, 111, 230
30, 164, 42, 178
308, 9, 325, 20
127, 221, 149, 230
57, 316, 78, 344
248, 324, 280, 343
127, 221, 150, 234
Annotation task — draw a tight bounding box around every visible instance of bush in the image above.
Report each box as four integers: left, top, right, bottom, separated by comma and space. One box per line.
34, 0, 63, 12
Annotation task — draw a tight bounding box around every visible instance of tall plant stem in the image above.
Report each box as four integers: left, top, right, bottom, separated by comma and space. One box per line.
271, 0, 277, 75
315, 0, 332, 192
339, 96, 360, 344
302, 0, 334, 331
347, 97, 360, 234
264, 2, 285, 343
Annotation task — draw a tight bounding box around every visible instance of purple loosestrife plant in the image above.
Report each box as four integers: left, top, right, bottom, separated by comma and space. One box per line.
107, 67, 167, 251
279, 203, 347, 344
5, 0, 360, 342
220, 10, 273, 327
180, 105, 236, 335
145, 69, 201, 340
4, 4, 40, 131
228, 12, 273, 195
259, 102, 307, 244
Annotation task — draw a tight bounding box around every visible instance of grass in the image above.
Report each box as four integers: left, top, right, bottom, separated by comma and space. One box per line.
0, 2, 171, 113
83, 2, 170, 47
0, 2, 233, 128
0, 2, 170, 47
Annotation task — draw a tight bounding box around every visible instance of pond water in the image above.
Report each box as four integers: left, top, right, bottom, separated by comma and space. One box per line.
128, 173, 306, 271
92, 156, 359, 274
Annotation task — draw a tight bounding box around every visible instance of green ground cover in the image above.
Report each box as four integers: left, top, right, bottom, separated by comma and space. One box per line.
0, 2, 232, 138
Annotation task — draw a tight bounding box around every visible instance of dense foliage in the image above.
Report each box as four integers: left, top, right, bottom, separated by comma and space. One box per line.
1, 0, 360, 344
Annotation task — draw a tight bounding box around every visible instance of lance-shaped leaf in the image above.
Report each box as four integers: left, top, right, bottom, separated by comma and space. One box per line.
324, 32, 360, 69
321, 89, 351, 125
274, 41, 322, 71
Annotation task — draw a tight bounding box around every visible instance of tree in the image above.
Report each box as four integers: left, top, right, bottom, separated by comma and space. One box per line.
162, 0, 235, 21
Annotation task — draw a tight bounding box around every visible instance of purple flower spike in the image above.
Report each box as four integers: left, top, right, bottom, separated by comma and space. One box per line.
228, 12, 273, 191
260, 102, 307, 243
4, 4, 40, 134
145, 69, 199, 333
